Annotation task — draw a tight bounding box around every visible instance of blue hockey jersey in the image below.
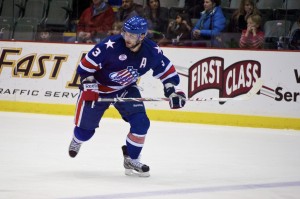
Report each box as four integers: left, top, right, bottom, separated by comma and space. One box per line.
77, 35, 180, 94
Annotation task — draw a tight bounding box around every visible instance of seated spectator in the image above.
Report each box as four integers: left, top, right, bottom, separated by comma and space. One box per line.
288, 17, 300, 50
107, 21, 123, 35
144, 0, 169, 41
184, 0, 204, 19
191, 0, 226, 46
167, 13, 192, 42
36, 27, 52, 42
76, 0, 115, 43
116, 0, 144, 22
239, 14, 264, 49
228, 0, 261, 33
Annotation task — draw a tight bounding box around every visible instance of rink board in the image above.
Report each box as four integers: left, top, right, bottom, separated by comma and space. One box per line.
0, 41, 299, 129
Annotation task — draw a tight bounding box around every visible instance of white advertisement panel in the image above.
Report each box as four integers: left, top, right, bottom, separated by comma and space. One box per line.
0, 41, 299, 118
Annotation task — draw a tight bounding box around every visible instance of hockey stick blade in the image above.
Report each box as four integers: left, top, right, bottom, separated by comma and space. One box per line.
97, 78, 263, 102
237, 78, 263, 101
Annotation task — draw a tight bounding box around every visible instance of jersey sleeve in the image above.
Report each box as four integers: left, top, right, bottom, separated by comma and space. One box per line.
77, 42, 106, 80
151, 46, 180, 86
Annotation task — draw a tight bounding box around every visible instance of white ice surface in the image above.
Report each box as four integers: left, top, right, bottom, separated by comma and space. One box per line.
0, 111, 300, 199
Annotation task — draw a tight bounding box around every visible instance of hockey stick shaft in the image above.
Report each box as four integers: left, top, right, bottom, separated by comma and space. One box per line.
98, 97, 243, 102
97, 78, 263, 103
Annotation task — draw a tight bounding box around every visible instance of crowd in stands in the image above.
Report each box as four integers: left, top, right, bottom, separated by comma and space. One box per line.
0, 0, 299, 50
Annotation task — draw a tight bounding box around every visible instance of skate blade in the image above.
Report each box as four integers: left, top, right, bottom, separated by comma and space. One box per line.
125, 169, 150, 177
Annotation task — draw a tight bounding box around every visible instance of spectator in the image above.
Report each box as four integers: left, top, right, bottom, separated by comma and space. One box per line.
76, 0, 115, 43
192, 0, 226, 46
36, 27, 52, 42
107, 21, 123, 35
116, 0, 144, 22
184, 0, 204, 19
228, 0, 261, 33
144, 0, 169, 40
71, 0, 92, 21
167, 13, 192, 42
239, 14, 264, 49
288, 17, 300, 50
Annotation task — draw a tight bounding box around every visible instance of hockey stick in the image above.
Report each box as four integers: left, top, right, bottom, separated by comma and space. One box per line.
97, 78, 263, 103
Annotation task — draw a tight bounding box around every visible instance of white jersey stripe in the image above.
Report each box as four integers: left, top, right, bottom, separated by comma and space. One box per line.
79, 63, 97, 73
160, 72, 178, 83
77, 100, 85, 127
154, 62, 173, 79
85, 55, 98, 67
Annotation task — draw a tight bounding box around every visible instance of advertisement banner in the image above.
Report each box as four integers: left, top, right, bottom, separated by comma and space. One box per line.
0, 41, 299, 119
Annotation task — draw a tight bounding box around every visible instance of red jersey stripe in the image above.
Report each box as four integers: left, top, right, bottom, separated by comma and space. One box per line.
81, 57, 99, 70
98, 85, 117, 93
74, 94, 84, 126
159, 65, 176, 80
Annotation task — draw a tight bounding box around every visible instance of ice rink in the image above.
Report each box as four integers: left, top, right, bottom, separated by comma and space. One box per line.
0, 111, 300, 199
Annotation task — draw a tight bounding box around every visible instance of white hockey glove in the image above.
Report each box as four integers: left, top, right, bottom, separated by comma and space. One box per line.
164, 83, 186, 109
79, 76, 99, 101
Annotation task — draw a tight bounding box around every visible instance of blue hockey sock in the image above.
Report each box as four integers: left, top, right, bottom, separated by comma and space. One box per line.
126, 140, 142, 159
125, 113, 150, 159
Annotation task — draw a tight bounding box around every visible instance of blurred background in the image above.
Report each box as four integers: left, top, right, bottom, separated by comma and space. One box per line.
0, 0, 299, 50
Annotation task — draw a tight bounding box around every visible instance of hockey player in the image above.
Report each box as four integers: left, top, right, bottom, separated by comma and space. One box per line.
69, 16, 186, 177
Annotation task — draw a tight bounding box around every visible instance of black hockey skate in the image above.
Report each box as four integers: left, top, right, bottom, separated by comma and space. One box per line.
122, 145, 150, 177
69, 139, 82, 158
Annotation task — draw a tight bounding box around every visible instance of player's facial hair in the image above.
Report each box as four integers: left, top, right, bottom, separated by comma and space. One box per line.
129, 39, 142, 51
